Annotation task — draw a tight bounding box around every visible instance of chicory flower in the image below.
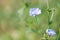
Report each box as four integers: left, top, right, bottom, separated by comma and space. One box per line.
29, 8, 41, 16
46, 29, 56, 36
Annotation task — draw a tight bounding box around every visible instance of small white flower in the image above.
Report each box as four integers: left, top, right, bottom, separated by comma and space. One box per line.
46, 29, 56, 36
29, 8, 41, 16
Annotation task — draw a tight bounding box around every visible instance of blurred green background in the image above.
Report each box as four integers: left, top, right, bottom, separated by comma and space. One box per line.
0, 0, 60, 40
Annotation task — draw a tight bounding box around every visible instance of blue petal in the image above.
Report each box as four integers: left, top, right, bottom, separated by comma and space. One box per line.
46, 29, 56, 36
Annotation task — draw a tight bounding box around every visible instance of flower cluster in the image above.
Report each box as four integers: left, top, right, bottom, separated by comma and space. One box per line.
29, 8, 41, 16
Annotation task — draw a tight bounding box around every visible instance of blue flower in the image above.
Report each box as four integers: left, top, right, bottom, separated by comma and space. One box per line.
46, 29, 56, 36
29, 8, 41, 16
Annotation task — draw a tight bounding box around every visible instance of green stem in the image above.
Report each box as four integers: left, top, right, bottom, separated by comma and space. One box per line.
46, 12, 50, 29
48, 8, 55, 29
47, 0, 49, 9
50, 8, 55, 22
35, 16, 39, 25
34, 16, 40, 35
47, 0, 51, 29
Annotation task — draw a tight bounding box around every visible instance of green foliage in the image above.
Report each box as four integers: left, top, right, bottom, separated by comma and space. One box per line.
0, 0, 60, 40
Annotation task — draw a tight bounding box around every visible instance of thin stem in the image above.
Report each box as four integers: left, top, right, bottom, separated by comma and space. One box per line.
47, 14, 50, 28
35, 16, 40, 34
47, 0, 51, 29
48, 8, 55, 29
47, 0, 49, 9
50, 8, 55, 22
47, 0, 50, 28
35, 16, 39, 25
